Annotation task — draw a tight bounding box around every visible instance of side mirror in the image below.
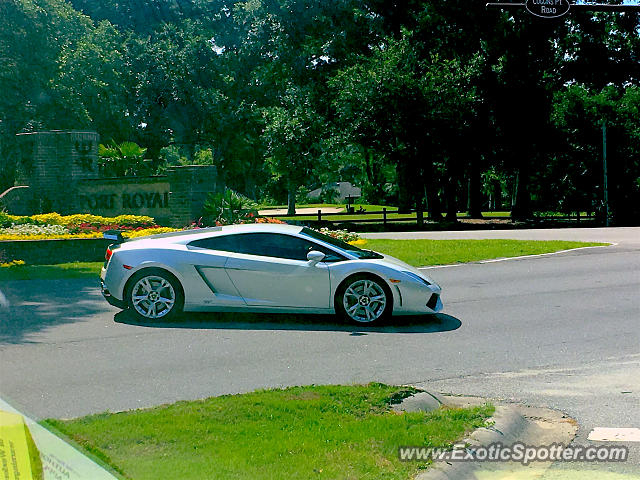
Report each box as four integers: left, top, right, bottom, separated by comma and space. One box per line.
307, 250, 326, 264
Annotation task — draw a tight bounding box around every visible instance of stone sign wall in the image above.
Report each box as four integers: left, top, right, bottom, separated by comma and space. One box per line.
4, 131, 224, 227
76, 177, 172, 225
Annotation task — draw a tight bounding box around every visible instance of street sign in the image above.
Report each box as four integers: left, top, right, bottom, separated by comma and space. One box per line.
487, 2, 640, 16
525, 0, 571, 18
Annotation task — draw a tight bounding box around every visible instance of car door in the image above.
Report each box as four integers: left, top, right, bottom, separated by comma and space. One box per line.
223, 233, 332, 308
185, 235, 247, 306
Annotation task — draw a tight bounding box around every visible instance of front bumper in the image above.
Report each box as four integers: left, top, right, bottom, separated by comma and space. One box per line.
101, 279, 125, 309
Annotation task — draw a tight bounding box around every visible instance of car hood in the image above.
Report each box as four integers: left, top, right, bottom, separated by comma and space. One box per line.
374, 253, 439, 287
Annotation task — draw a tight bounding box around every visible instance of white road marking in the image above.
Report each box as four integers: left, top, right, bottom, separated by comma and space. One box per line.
588, 427, 640, 442
418, 244, 616, 270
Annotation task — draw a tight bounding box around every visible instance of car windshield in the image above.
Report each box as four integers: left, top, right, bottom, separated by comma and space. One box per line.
300, 227, 383, 259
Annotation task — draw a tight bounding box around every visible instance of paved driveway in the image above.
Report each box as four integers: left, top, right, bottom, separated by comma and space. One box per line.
362, 226, 640, 245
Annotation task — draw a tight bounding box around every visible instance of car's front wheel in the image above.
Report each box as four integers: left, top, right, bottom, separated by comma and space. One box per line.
125, 268, 184, 321
335, 274, 392, 325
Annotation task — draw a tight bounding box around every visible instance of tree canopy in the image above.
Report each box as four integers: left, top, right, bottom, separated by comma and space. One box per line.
1, 0, 639, 222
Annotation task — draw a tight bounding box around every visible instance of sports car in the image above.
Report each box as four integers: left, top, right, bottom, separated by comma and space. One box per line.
100, 224, 442, 324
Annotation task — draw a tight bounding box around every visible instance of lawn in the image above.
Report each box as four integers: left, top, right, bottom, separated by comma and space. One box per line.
0, 239, 607, 280
44, 384, 493, 480
362, 239, 607, 267
0, 261, 103, 280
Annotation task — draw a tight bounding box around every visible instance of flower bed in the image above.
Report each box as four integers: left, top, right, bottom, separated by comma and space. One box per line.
0, 212, 177, 241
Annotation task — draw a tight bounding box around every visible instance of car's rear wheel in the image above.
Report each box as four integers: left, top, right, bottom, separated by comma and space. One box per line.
336, 274, 392, 325
125, 268, 184, 321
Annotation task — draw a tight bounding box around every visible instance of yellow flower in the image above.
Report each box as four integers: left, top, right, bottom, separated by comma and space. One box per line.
349, 239, 368, 247
0, 260, 26, 267
123, 227, 178, 239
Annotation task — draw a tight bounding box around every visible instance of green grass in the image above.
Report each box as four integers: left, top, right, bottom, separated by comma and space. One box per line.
363, 239, 607, 266
43, 384, 493, 480
0, 261, 103, 280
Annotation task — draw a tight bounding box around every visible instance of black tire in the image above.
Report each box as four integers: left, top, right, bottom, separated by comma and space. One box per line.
335, 274, 392, 325
125, 268, 184, 321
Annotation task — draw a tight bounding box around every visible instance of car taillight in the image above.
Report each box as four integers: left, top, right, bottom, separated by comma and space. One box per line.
105, 243, 121, 265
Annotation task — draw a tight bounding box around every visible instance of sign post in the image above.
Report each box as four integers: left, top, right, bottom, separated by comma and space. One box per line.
602, 121, 609, 227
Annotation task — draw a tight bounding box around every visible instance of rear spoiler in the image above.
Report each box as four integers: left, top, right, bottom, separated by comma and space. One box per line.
103, 230, 125, 244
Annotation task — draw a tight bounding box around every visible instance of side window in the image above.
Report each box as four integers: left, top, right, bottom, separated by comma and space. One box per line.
244, 234, 314, 261
254, 234, 346, 262
188, 233, 346, 262
188, 235, 239, 252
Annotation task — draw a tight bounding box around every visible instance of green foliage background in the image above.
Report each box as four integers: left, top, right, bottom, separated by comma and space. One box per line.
1, 0, 639, 222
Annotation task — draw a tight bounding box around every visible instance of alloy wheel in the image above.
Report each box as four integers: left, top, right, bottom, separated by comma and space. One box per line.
342, 278, 387, 323
130, 275, 176, 319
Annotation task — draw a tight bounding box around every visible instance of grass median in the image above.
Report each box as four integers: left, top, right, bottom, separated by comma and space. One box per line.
0, 239, 606, 281
43, 384, 493, 480
362, 239, 607, 267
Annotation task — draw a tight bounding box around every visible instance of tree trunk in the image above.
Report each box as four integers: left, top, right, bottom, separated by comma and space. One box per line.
395, 159, 413, 213
511, 162, 531, 220
467, 157, 483, 218
363, 148, 385, 204
287, 183, 296, 216
445, 173, 458, 221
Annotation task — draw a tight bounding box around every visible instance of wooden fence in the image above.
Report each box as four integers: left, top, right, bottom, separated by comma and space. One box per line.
263, 208, 595, 227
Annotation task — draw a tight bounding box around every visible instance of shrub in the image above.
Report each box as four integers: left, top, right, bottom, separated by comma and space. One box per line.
0, 212, 11, 228
203, 189, 258, 225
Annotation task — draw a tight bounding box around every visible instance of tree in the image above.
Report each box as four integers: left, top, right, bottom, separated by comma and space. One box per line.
262, 90, 323, 215
0, 0, 90, 190
553, 85, 640, 224
330, 31, 478, 216
54, 21, 134, 142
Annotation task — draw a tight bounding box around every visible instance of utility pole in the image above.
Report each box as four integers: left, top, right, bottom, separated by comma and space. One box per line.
602, 121, 609, 227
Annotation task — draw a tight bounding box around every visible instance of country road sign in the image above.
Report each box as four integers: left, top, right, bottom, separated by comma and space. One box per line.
486, 2, 640, 16
0, 399, 118, 480
0, 410, 40, 480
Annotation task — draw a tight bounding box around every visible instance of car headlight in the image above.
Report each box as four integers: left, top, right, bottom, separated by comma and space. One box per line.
401, 271, 431, 286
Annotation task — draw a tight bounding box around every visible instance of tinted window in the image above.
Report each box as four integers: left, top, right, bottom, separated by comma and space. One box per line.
189, 233, 345, 262
189, 235, 239, 253
299, 227, 383, 259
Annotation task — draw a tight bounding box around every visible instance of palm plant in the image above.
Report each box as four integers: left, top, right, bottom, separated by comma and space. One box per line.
203, 189, 258, 225
98, 141, 148, 177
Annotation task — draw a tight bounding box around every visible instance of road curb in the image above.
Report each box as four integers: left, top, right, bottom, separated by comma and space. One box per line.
397, 393, 578, 480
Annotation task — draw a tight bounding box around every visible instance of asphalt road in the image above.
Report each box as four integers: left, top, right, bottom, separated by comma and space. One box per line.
1, 227, 638, 475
